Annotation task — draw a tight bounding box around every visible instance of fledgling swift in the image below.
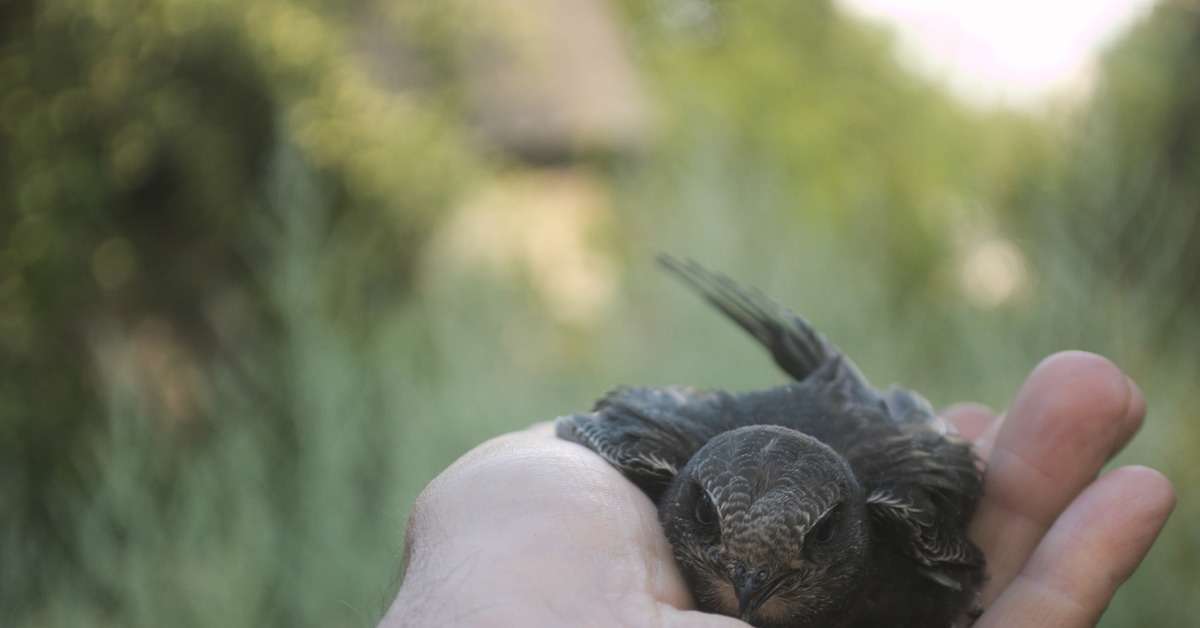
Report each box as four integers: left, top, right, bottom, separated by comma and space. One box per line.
556, 257, 985, 628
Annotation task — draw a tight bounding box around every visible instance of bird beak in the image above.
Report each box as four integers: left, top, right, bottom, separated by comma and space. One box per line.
732, 568, 786, 623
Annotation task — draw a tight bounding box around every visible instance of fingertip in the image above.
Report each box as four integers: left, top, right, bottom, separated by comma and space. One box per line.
1044, 464, 1175, 582
1027, 351, 1131, 414
1125, 376, 1146, 418
978, 464, 1175, 627
1120, 377, 1147, 450
968, 352, 1146, 599
942, 402, 997, 442
1102, 465, 1177, 529
1007, 351, 1140, 461
1024, 352, 1148, 464
1059, 466, 1176, 575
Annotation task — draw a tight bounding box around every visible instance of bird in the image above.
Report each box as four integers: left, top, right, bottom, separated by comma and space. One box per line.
555, 257, 986, 628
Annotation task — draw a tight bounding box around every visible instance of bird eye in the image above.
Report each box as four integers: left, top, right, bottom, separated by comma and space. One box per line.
694, 490, 717, 526
810, 514, 836, 545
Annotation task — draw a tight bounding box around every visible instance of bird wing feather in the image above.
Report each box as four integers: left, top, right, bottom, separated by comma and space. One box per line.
555, 385, 736, 502
658, 255, 881, 409
658, 256, 839, 380
860, 427, 985, 571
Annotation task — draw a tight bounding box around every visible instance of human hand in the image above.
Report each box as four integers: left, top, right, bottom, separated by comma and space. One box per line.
379, 421, 739, 627
380, 351, 1174, 627
949, 351, 1175, 626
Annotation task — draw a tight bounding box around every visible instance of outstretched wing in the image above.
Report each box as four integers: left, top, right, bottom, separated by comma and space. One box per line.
555, 385, 738, 502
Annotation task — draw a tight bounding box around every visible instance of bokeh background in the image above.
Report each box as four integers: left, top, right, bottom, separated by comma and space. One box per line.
2, 0, 1197, 625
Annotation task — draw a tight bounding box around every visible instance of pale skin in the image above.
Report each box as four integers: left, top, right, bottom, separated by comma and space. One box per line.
382, 351, 1176, 628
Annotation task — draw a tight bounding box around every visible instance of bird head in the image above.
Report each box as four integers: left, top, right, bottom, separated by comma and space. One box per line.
659, 425, 870, 627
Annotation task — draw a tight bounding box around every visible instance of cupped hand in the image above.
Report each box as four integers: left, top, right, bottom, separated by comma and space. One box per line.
381, 351, 1175, 628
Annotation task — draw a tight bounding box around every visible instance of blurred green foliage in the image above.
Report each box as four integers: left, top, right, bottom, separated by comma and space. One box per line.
1007, 0, 1200, 342
1, 0, 478, 623
1, 0, 1198, 626
613, 0, 1051, 297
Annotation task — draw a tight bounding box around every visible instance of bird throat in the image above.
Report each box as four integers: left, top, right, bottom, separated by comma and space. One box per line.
711, 577, 796, 626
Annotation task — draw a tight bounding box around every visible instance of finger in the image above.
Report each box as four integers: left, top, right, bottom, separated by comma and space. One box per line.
942, 402, 998, 444
969, 411, 1005, 462
969, 352, 1146, 603
1112, 376, 1145, 457
977, 465, 1175, 628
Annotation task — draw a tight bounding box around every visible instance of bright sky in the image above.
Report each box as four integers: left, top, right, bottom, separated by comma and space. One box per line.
838, 0, 1158, 108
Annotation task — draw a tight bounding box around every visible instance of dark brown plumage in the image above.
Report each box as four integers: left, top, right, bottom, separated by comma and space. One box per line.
556, 258, 986, 627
